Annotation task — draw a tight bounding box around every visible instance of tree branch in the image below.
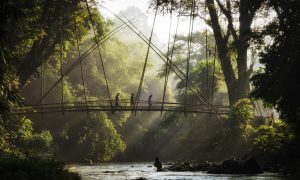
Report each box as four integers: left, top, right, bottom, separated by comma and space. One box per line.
206, 0, 236, 83
224, 22, 230, 42
215, 0, 239, 43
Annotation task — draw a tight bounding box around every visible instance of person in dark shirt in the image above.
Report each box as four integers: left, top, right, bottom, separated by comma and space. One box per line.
115, 93, 120, 107
148, 94, 152, 109
130, 93, 135, 107
154, 157, 162, 171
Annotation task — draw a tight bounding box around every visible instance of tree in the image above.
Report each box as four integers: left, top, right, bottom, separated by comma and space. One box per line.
76, 113, 125, 162
153, 0, 265, 105
0, 0, 23, 114
251, 0, 300, 145
13, 0, 108, 87
175, 59, 223, 103
157, 31, 225, 103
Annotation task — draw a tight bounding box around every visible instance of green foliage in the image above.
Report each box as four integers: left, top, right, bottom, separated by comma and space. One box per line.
0, 155, 80, 180
176, 59, 223, 102
2, 0, 111, 87
80, 113, 125, 161
0, 115, 53, 158
51, 112, 126, 162
227, 98, 255, 131
0, 1, 23, 113
18, 118, 33, 140
251, 120, 293, 154
250, 2, 300, 170
0, 0, 105, 163
1, 0, 169, 166
24, 130, 53, 156
251, 0, 300, 132
214, 98, 295, 162
154, 0, 267, 105
203, 98, 256, 155
19, 20, 165, 162
157, 30, 225, 104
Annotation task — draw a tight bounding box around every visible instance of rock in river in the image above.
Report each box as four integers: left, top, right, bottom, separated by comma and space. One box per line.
207, 156, 263, 174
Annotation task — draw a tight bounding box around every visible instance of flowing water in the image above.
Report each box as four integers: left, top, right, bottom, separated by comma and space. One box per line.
69, 162, 287, 180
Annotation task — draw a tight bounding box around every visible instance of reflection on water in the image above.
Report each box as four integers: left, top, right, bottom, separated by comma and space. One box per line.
69, 162, 286, 180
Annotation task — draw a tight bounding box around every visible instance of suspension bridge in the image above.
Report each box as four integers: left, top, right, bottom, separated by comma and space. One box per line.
13, 1, 231, 116
15, 100, 229, 115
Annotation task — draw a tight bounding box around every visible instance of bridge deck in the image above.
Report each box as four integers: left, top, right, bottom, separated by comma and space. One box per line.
12, 100, 229, 114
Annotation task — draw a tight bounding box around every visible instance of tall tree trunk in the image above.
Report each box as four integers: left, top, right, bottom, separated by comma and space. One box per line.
207, 0, 238, 105
17, 37, 55, 87
206, 0, 256, 105
236, 0, 252, 98
17, 0, 52, 87
17, 0, 80, 87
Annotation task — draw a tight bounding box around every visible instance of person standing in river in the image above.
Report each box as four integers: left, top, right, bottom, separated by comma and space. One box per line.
154, 157, 162, 171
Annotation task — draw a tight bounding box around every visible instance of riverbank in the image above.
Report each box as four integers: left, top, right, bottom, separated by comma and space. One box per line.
0, 156, 81, 180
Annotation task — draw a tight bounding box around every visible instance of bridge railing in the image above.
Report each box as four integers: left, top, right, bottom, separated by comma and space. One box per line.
11, 99, 229, 114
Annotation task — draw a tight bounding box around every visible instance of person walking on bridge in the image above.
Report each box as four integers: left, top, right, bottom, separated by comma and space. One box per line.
148, 94, 152, 109
115, 93, 120, 107
130, 93, 135, 108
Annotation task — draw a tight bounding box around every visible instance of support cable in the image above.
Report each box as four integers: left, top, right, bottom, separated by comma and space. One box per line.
134, 1, 159, 115
205, 0, 209, 99
84, 0, 113, 111
40, 51, 44, 115
35, 22, 128, 105
204, 0, 212, 120
161, 3, 174, 115
162, 0, 183, 112
256, 101, 263, 117
100, 4, 209, 105
211, 45, 217, 109
120, 12, 222, 120
120, 12, 208, 105
60, 23, 64, 115
185, 0, 196, 112
73, 12, 89, 117
115, 16, 223, 117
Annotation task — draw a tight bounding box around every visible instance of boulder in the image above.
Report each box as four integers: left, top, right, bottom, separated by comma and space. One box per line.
240, 156, 263, 174
193, 161, 220, 171
165, 162, 194, 171
134, 178, 147, 180
208, 156, 263, 174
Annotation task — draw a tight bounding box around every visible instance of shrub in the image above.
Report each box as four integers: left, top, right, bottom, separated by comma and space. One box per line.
0, 155, 81, 180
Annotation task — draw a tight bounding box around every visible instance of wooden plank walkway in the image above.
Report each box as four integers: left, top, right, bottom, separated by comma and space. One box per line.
12, 100, 229, 115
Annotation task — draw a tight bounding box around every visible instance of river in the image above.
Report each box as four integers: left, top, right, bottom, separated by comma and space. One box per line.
68, 162, 287, 180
